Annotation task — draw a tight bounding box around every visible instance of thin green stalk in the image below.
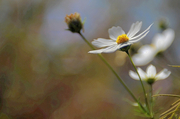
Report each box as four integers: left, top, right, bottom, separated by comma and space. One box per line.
78, 32, 148, 114
126, 51, 150, 114
153, 94, 180, 98
150, 84, 154, 118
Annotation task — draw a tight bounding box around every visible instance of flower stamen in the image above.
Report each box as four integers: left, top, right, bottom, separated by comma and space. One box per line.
116, 34, 129, 44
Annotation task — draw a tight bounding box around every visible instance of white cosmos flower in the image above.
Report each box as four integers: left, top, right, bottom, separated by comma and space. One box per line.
132, 28, 175, 66
88, 21, 153, 54
129, 64, 171, 84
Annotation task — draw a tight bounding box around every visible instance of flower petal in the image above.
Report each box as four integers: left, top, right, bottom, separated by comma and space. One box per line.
101, 44, 119, 53
137, 67, 146, 80
92, 38, 116, 48
126, 22, 136, 37
129, 23, 153, 40
132, 45, 156, 66
155, 69, 171, 80
129, 68, 146, 80
152, 28, 175, 52
88, 49, 106, 54
127, 21, 142, 38
146, 64, 156, 77
88, 44, 118, 54
129, 70, 139, 80
108, 26, 125, 40
152, 33, 164, 52
128, 31, 149, 43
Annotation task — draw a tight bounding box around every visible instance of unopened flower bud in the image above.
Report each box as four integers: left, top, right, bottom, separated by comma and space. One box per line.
159, 19, 168, 31
65, 12, 83, 33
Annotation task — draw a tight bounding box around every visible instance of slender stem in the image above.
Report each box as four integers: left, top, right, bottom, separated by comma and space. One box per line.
78, 32, 148, 113
126, 51, 150, 114
78, 32, 96, 50
153, 94, 180, 98
150, 84, 154, 118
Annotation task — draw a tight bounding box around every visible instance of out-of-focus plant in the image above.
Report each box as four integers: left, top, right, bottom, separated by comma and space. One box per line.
152, 94, 180, 119
0, 1, 75, 119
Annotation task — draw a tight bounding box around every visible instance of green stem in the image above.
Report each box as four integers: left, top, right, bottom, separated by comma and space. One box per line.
126, 51, 150, 114
150, 84, 154, 118
78, 32, 147, 113
78, 32, 96, 50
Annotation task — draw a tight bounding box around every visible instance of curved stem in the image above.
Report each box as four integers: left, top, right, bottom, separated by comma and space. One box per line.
126, 51, 150, 114
78, 32, 148, 114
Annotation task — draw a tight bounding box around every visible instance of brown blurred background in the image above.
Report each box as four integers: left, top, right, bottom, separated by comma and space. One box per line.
0, 0, 180, 119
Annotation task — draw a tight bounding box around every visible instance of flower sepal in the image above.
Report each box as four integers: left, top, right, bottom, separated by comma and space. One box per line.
119, 45, 131, 52
146, 78, 155, 85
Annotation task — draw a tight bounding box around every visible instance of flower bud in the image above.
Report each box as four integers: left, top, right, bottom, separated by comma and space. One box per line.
65, 12, 83, 33
159, 19, 168, 31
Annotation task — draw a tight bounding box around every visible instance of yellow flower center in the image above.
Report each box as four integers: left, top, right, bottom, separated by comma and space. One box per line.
116, 34, 129, 44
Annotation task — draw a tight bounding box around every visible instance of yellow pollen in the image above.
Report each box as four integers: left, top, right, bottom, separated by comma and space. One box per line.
116, 34, 129, 44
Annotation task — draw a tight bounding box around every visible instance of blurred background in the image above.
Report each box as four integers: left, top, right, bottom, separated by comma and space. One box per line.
0, 0, 180, 118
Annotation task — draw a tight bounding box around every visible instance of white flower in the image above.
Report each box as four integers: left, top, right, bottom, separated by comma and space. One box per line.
132, 28, 175, 66
88, 21, 153, 54
129, 64, 171, 84
152, 28, 175, 52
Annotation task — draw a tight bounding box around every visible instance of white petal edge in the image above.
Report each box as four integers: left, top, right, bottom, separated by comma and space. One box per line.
129, 23, 153, 40
129, 70, 139, 80
146, 64, 156, 77
101, 44, 119, 53
127, 21, 142, 38
137, 67, 147, 80
127, 22, 136, 37
155, 69, 171, 81
88, 49, 106, 54
152, 33, 165, 51
162, 29, 175, 50
108, 26, 125, 41
132, 54, 155, 66
88, 44, 118, 54
137, 45, 155, 54
132, 45, 156, 66
128, 31, 149, 43
153, 29, 175, 51
91, 38, 116, 48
